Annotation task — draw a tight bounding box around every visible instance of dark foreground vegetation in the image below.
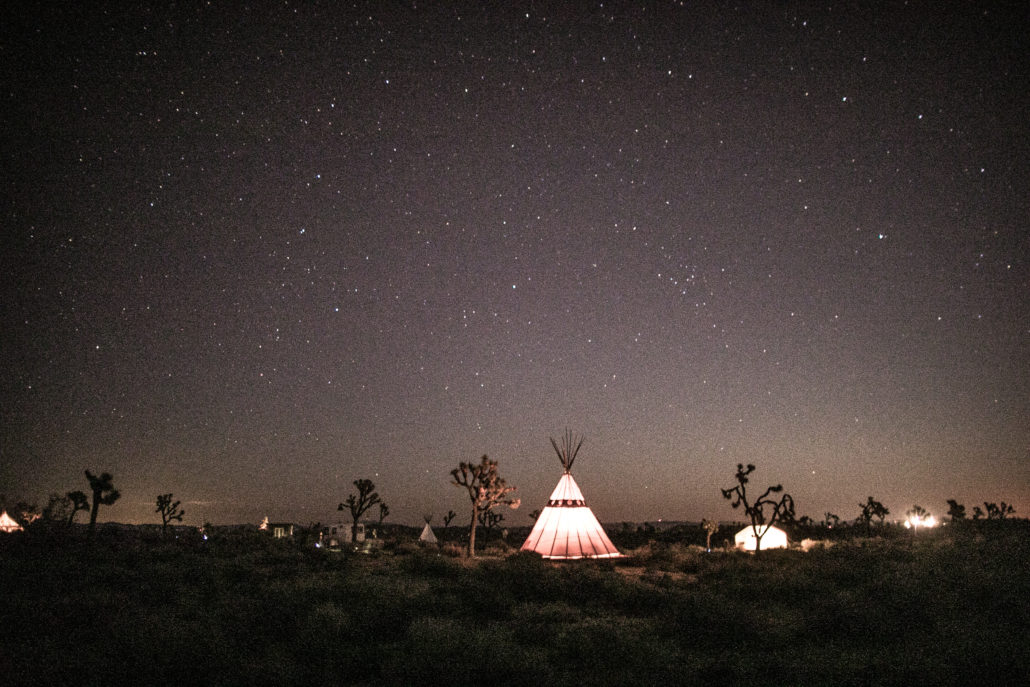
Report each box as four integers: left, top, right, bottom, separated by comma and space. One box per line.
2, 521, 1028, 686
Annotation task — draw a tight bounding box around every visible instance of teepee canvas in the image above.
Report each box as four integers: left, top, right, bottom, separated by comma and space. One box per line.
0, 510, 24, 533
418, 517, 438, 544
521, 431, 621, 559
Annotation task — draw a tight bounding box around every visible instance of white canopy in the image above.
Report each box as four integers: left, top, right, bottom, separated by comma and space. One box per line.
734, 524, 788, 551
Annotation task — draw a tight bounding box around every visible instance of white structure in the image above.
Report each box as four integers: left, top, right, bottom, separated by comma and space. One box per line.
521, 431, 621, 560
418, 521, 438, 544
320, 522, 365, 548
0, 510, 23, 533
734, 524, 788, 551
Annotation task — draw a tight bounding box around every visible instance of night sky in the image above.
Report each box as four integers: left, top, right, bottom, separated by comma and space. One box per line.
4, 2, 1028, 528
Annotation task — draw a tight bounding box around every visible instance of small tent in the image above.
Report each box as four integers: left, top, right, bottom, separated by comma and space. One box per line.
521, 431, 621, 560
418, 521, 438, 544
734, 524, 788, 551
0, 510, 24, 533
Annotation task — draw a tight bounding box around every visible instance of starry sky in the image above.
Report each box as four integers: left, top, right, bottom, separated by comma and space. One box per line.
3, 1, 1028, 527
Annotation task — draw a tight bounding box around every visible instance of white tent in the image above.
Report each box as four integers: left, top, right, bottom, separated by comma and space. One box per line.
0, 510, 24, 533
734, 524, 788, 551
521, 431, 621, 560
418, 521, 438, 544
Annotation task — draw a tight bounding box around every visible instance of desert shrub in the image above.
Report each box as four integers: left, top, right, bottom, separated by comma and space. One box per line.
439, 542, 465, 557
381, 617, 550, 686
399, 549, 462, 577
392, 540, 421, 555
549, 615, 686, 683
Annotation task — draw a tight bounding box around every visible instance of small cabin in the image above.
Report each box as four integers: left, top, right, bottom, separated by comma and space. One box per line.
268, 523, 297, 539
320, 522, 365, 548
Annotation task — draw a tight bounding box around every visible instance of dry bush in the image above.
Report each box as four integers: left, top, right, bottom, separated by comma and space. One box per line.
440, 542, 465, 558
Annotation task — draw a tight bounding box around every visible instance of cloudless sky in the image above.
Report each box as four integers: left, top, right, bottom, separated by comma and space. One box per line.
3, 1, 1027, 527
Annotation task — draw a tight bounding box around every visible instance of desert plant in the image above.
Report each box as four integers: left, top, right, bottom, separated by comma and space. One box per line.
984, 502, 1015, 520
946, 499, 966, 521
858, 496, 890, 530
443, 509, 457, 527
338, 479, 382, 544
42, 493, 73, 525
85, 471, 120, 537
155, 493, 185, 534
450, 455, 519, 557
66, 490, 90, 525
377, 502, 390, 524
720, 463, 795, 554
478, 509, 503, 533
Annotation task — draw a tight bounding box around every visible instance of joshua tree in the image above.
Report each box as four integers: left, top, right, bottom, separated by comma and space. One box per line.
155, 493, 185, 534
377, 502, 390, 525
720, 463, 795, 554
907, 504, 929, 520
67, 490, 90, 525
946, 499, 966, 521
85, 471, 120, 538
442, 509, 457, 527
338, 479, 382, 543
972, 505, 985, 520
824, 512, 841, 529
42, 493, 73, 524
905, 504, 935, 533
984, 501, 1015, 519
858, 496, 890, 530
701, 518, 719, 550
451, 455, 519, 557
478, 509, 503, 533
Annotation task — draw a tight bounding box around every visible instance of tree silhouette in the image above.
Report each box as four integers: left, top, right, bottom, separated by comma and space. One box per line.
824, 512, 841, 529
478, 508, 503, 533
451, 455, 519, 557
906, 504, 928, 521
66, 491, 90, 526
858, 496, 890, 530
701, 518, 719, 551
339, 479, 381, 543
155, 493, 185, 535
720, 463, 794, 554
85, 471, 120, 538
442, 509, 457, 527
377, 502, 390, 524
972, 505, 985, 520
946, 499, 966, 521
984, 502, 1015, 520
42, 493, 73, 525
905, 504, 934, 533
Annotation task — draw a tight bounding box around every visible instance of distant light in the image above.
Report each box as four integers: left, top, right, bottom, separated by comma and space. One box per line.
906, 512, 937, 531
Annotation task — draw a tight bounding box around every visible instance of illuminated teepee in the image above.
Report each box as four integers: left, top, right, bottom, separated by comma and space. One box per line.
520, 431, 621, 559
0, 510, 24, 533
418, 514, 438, 544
